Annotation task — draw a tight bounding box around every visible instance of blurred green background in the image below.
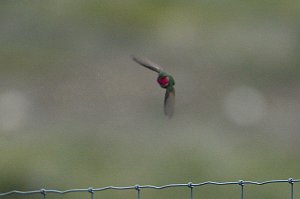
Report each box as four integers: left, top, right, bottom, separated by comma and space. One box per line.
1, 0, 300, 198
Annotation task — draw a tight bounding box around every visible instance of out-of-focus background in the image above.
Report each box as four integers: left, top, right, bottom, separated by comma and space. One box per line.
1, 1, 300, 198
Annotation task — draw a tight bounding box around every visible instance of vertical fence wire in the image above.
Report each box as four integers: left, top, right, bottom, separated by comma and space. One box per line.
135, 185, 140, 199
239, 180, 244, 199
188, 182, 193, 199
40, 189, 46, 199
289, 178, 294, 199
88, 187, 94, 199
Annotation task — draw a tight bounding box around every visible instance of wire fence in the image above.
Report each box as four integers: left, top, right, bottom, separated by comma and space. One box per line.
0, 178, 299, 199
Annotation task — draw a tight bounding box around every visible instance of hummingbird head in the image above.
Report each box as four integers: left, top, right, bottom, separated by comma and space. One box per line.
157, 72, 170, 88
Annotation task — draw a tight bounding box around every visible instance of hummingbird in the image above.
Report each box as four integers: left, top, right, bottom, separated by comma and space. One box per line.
131, 55, 175, 118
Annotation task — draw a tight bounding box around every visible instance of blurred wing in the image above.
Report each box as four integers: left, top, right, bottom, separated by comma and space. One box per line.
164, 88, 175, 118
131, 55, 162, 73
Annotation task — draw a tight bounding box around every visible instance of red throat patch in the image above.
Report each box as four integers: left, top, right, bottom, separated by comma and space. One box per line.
157, 76, 169, 88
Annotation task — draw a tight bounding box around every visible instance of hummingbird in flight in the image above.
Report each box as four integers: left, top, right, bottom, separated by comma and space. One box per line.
131, 55, 175, 118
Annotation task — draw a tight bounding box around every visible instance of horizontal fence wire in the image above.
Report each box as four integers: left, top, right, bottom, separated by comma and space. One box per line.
0, 178, 299, 198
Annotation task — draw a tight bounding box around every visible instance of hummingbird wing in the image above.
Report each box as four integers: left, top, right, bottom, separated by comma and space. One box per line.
164, 87, 175, 118
131, 55, 162, 73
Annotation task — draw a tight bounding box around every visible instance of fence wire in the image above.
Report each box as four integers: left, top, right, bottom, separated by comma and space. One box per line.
0, 178, 299, 198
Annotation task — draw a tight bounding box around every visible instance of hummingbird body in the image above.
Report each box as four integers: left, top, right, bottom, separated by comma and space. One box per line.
131, 55, 175, 118
157, 72, 175, 90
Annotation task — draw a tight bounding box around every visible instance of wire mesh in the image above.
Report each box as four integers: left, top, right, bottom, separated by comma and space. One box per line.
0, 178, 299, 198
